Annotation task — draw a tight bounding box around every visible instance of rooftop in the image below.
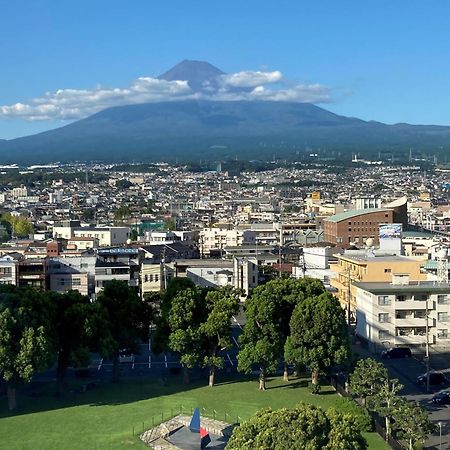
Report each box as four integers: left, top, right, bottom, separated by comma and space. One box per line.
325, 208, 392, 223
355, 281, 450, 294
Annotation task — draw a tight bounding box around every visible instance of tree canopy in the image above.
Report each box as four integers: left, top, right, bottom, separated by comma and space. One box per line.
0, 286, 54, 410
285, 292, 350, 385
97, 280, 152, 381
225, 403, 367, 450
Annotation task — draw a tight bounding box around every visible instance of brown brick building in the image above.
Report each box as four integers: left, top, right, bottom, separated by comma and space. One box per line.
323, 208, 394, 248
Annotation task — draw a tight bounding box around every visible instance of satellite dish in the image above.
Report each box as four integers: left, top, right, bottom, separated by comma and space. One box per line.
366, 238, 374, 248
126, 239, 132, 245
437, 248, 447, 260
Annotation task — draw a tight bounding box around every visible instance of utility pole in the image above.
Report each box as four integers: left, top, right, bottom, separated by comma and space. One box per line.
346, 266, 352, 327
425, 299, 430, 393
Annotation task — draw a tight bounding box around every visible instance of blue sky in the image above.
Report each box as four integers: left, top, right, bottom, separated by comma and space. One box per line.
1, 0, 449, 139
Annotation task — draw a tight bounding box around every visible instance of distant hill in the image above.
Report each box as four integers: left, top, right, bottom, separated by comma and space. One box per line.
1, 100, 450, 164
1, 59, 450, 164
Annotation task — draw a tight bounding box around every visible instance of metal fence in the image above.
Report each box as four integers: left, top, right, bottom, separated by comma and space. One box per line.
330, 375, 406, 450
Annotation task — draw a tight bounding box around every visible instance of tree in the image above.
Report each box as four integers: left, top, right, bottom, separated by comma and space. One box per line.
2, 214, 33, 238
115, 179, 133, 190
0, 286, 54, 410
225, 403, 367, 450
350, 358, 388, 406
47, 290, 99, 395
167, 286, 208, 384
97, 280, 152, 382
152, 277, 196, 355
285, 292, 351, 386
371, 378, 403, 441
199, 286, 240, 387
237, 290, 281, 390
238, 278, 326, 389
393, 398, 436, 450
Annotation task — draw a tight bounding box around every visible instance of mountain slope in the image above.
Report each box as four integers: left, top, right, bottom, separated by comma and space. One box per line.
158, 59, 225, 91
1, 100, 450, 163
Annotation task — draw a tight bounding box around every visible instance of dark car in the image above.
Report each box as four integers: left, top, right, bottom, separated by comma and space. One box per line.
432, 390, 450, 405
381, 347, 412, 359
416, 372, 448, 386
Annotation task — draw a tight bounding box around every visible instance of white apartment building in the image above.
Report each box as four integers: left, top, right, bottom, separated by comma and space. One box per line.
355, 274, 450, 352
200, 227, 256, 256
73, 227, 130, 247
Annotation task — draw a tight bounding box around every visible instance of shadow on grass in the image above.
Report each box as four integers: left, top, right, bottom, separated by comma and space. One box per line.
0, 372, 278, 419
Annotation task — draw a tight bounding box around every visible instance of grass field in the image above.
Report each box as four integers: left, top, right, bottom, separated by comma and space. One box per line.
0, 374, 389, 449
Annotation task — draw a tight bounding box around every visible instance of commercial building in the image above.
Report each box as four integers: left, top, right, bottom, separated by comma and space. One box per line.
323, 208, 394, 248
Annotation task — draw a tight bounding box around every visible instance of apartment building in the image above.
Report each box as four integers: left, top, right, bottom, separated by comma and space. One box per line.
330, 252, 426, 320
355, 274, 450, 351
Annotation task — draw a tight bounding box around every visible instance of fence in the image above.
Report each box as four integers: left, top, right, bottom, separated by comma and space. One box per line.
330, 375, 406, 450
130, 404, 243, 437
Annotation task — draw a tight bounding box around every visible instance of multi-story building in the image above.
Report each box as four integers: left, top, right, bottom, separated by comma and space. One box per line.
330, 252, 426, 320
355, 274, 450, 351
323, 208, 395, 248
200, 226, 256, 256
73, 227, 130, 247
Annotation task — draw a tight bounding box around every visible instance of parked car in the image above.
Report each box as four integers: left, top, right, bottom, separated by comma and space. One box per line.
381, 347, 412, 359
416, 372, 448, 386
431, 390, 450, 405
119, 349, 134, 364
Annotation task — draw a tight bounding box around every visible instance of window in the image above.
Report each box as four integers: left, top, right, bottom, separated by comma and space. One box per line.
438, 312, 448, 322
72, 278, 81, 286
384, 268, 391, 273
378, 295, 390, 305
437, 295, 449, 305
396, 295, 406, 302
144, 275, 148, 282
378, 313, 390, 323
378, 330, 390, 339
437, 329, 448, 339
414, 294, 427, 301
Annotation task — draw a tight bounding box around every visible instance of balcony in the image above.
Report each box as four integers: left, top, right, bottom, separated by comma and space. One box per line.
394, 317, 428, 327
394, 300, 433, 310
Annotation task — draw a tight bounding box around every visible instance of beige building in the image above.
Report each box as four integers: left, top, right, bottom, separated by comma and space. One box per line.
355, 274, 450, 351
330, 253, 427, 319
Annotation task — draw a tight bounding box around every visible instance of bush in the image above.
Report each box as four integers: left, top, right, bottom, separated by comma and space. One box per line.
335, 397, 374, 432
309, 382, 321, 395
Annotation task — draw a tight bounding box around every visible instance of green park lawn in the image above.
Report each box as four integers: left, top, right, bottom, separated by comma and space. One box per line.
0, 374, 388, 450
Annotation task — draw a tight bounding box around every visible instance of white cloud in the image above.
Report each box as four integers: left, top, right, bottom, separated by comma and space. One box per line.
0, 78, 192, 120
0, 69, 332, 121
248, 84, 331, 103
221, 70, 283, 88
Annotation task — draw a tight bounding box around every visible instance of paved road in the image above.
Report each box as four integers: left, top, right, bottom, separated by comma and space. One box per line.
354, 343, 450, 450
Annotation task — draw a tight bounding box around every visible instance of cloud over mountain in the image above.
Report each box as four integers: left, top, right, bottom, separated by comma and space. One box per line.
0, 61, 331, 121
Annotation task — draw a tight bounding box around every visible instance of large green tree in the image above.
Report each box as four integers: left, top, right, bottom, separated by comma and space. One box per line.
285, 292, 351, 385
167, 286, 208, 384
200, 286, 240, 387
47, 290, 100, 395
350, 358, 388, 407
0, 286, 54, 410
97, 280, 152, 382
238, 278, 326, 389
225, 403, 367, 450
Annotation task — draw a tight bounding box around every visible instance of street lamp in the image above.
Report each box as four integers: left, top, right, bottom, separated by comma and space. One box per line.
438, 421, 442, 450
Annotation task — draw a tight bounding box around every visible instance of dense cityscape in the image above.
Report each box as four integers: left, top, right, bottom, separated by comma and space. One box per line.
2, 2, 450, 450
